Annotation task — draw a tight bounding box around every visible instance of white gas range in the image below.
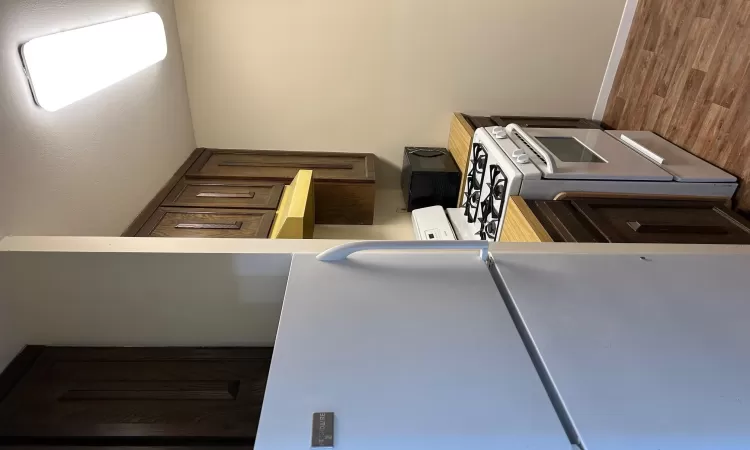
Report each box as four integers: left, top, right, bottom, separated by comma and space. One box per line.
449, 125, 738, 241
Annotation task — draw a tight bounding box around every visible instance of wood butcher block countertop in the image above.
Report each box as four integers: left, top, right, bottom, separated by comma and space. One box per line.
499, 197, 554, 243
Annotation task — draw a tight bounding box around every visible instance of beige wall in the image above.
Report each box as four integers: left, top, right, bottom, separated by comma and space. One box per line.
0, 236, 352, 372
0, 0, 195, 237
0, 250, 292, 371
175, 0, 625, 186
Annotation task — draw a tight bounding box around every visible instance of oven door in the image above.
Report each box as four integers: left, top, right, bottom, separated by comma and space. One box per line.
506, 125, 674, 181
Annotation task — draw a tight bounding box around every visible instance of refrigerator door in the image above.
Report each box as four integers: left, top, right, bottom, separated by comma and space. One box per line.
255, 249, 570, 450
608, 130, 738, 183
494, 252, 750, 450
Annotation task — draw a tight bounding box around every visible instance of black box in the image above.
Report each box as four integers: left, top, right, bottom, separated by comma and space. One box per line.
401, 147, 461, 212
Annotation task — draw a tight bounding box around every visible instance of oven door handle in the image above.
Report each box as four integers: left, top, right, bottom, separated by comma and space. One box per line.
505, 123, 557, 174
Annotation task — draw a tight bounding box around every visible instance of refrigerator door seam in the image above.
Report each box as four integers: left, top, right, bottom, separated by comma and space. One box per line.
488, 256, 585, 450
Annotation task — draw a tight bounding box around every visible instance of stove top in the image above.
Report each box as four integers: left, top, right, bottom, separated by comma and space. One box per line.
462, 140, 508, 242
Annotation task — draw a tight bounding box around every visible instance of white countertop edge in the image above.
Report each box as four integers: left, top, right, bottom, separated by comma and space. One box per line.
0, 236, 353, 254
2, 236, 750, 256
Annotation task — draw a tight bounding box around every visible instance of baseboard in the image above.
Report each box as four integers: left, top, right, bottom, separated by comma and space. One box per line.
592, 0, 640, 121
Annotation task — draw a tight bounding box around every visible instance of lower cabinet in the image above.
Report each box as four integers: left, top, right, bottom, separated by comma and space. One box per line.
0, 347, 272, 446
136, 207, 276, 238
529, 198, 750, 244
123, 148, 377, 237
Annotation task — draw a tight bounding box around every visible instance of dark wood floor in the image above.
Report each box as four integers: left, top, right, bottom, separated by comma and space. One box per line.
603, 0, 750, 213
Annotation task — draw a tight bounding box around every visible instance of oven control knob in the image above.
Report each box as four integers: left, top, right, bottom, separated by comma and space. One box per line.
515, 154, 530, 164
512, 149, 525, 158
491, 126, 507, 139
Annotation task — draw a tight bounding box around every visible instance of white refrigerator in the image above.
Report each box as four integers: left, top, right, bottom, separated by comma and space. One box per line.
255, 241, 750, 450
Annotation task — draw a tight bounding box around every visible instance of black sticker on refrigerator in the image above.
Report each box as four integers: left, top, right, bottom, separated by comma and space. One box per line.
311, 412, 334, 448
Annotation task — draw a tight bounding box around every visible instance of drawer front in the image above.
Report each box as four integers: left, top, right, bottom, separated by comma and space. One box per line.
571, 199, 750, 244
531, 199, 750, 244
164, 180, 284, 209
137, 208, 275, 238
187, 149, 375, 182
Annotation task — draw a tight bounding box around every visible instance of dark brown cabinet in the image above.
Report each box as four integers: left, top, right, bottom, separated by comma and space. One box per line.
0, 347, 272, 446
163, 179, 284, 209
186, 149, 376, 225
136, 207, 275, 238
530, 199, 750, 244
123, 148, 377, 236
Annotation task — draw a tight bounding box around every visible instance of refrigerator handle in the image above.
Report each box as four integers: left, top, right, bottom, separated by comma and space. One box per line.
317, 240, 489, 262
506, 123, 558, 174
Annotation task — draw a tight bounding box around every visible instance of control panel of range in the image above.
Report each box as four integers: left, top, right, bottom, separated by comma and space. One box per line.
484, 126, 542, 179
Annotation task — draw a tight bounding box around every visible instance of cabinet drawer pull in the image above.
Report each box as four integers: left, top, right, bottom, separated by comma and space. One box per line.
196, 191, 255, 198
218, 161, 354, 170
627, 221, 728, 235
175, 222, 243, 230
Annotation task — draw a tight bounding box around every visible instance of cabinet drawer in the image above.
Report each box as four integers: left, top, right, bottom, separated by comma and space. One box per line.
163, 179, 284, 209
136, 207, 275, 238
572, 199, 750, 244
530, 199, 750, 244
187, 149, 375, 182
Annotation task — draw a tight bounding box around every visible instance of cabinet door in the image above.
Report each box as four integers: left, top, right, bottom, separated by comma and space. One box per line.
0, 347, 272, 442
187, 149, 375, 182
136, 207, 275, 238
528, 200, 605, 243
163, 179, 284, 209
572, 199, 750, 244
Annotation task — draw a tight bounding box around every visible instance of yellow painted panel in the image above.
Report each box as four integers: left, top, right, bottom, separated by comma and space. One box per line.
271, 170, 315, 239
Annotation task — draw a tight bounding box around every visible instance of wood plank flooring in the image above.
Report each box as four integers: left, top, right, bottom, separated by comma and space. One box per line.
603, 0, 750, 213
